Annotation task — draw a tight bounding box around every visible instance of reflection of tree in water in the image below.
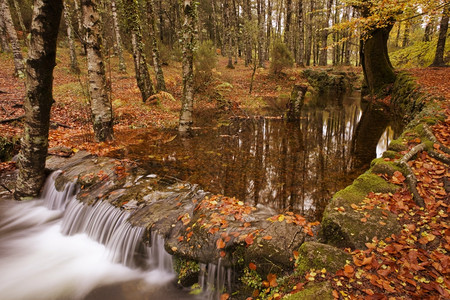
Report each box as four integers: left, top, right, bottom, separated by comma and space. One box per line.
114, 93, 401, 221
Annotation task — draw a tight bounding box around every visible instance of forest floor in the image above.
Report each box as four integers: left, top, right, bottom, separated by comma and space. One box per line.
0, 48, 449, 299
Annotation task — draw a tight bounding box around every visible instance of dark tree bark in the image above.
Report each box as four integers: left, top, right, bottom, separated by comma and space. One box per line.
125, 0, 154, 102
430, 5, 449, 67
256, 0, 265, 67
0, 0, 24, 77
285, 0, 293, 51
243, 0, 252, 66
82, 0, 114, 142
179, 0, 196, 134
12, 0, 28, 48
0, 10, 11, 52
224, 0, 234, 69
358, 1, 396, 94
14, 0, 63, 199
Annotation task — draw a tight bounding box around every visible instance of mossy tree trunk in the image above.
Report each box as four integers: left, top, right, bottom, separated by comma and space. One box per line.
110, 0, 126, 72
430, 5, 449, 67
286, 84, 307, 121
14, 0, 63, 199
82, 0, 114, 142
125, 0, 154, 102
178, 0, 196, 135
0, 0, 24, 77
74, 0, 86, 56
63, 1, 80, 74
147, 0, 166, 91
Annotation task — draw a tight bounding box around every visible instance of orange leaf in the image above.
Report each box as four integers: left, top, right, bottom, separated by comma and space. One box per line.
220, 251, 226, 257
216, 238, 226, 249
249, 262, 257, 270
220, 293, 230, 300
245, 234, 254, 245
262, 235, 273, 240
267, 273, 278, 287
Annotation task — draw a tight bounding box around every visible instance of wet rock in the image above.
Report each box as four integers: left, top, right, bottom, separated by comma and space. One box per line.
302, 69, 358, 94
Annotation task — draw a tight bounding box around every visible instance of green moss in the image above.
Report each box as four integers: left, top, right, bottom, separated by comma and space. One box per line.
173, 256, 200, 286
370, 158, 404, 176
295, 242, 351, 276
332, 172, 398, 205
382, 150, 401, 159
387, 139, 407, 152
283, 281, 334, 300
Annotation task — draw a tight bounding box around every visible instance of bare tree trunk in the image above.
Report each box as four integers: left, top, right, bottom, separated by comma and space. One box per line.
12, 0, 28, 48
0, 0, 24, 77
402, 21, 410, 48
125, 0, 154, 102
74, 0, 86, 55
244, 0, 252, 66
285, 0, 293, 51
266, 0, 272, 59
430, 5, 449, 67
224, 0, 234, 69
319, 0, 333, 66
82, 0, 114, 142
296, 0, 304, 67
110, 0, 126, 72
147, 0, 166, 91
15, 0, 63, 199
0, 12, 11, 52
423, 18, 434, 42
179, 0, 197, 134
256, 0, 265, 68
63, 1, 80, 73
305, 0, 314, 66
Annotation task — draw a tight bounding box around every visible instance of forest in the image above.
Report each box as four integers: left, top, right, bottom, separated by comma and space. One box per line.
0, 0, 449, 299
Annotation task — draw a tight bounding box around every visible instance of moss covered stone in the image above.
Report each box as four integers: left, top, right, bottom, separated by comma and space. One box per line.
387, 139, 407, 152
283, 281, 334, 300
382, 150, 401, 159
295, 242, 351, 276
320, 172, 400, 249
370, 158, 404, 176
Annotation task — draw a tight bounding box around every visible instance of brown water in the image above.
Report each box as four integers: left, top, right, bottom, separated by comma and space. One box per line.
111, 92, 401, 221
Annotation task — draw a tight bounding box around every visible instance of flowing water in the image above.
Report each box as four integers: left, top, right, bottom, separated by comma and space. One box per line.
0, 173, 212, 300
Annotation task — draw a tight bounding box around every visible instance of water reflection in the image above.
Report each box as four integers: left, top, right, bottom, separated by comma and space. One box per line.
112, 92, 401, 221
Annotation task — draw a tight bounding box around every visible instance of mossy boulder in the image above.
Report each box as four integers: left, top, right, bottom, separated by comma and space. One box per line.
320, 172, 401, 249
370, 158, 404, 177
295, 242, 351, 276
283, 281, 334, 300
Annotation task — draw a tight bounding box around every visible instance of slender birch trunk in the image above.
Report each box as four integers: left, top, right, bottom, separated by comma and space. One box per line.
244, 0, 252, 66
110, 0, 126, 72
147, 0, 166, 91
125, 0, 154, 102
256, 0, 265, 68
63, 1, 80, 73
0, 0, 24, 77
179, 0, 196, 134
81, 0, 114, 142
15, 0, 63, 199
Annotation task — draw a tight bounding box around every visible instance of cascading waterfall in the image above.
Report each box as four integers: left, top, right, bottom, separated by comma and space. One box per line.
0, 171, 229, 299
198, 259, 232, 300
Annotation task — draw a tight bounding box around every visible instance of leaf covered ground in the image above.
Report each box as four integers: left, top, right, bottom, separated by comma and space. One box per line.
0, 48, 449, 300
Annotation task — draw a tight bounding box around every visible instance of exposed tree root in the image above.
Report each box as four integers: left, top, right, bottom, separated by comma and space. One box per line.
429, 150, 450, 165
0, 115, 24, 124
398, 143, 427, 207
423, 124, 450, 155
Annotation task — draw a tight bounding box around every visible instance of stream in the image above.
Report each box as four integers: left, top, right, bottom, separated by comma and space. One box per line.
0, 92, 403, 299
